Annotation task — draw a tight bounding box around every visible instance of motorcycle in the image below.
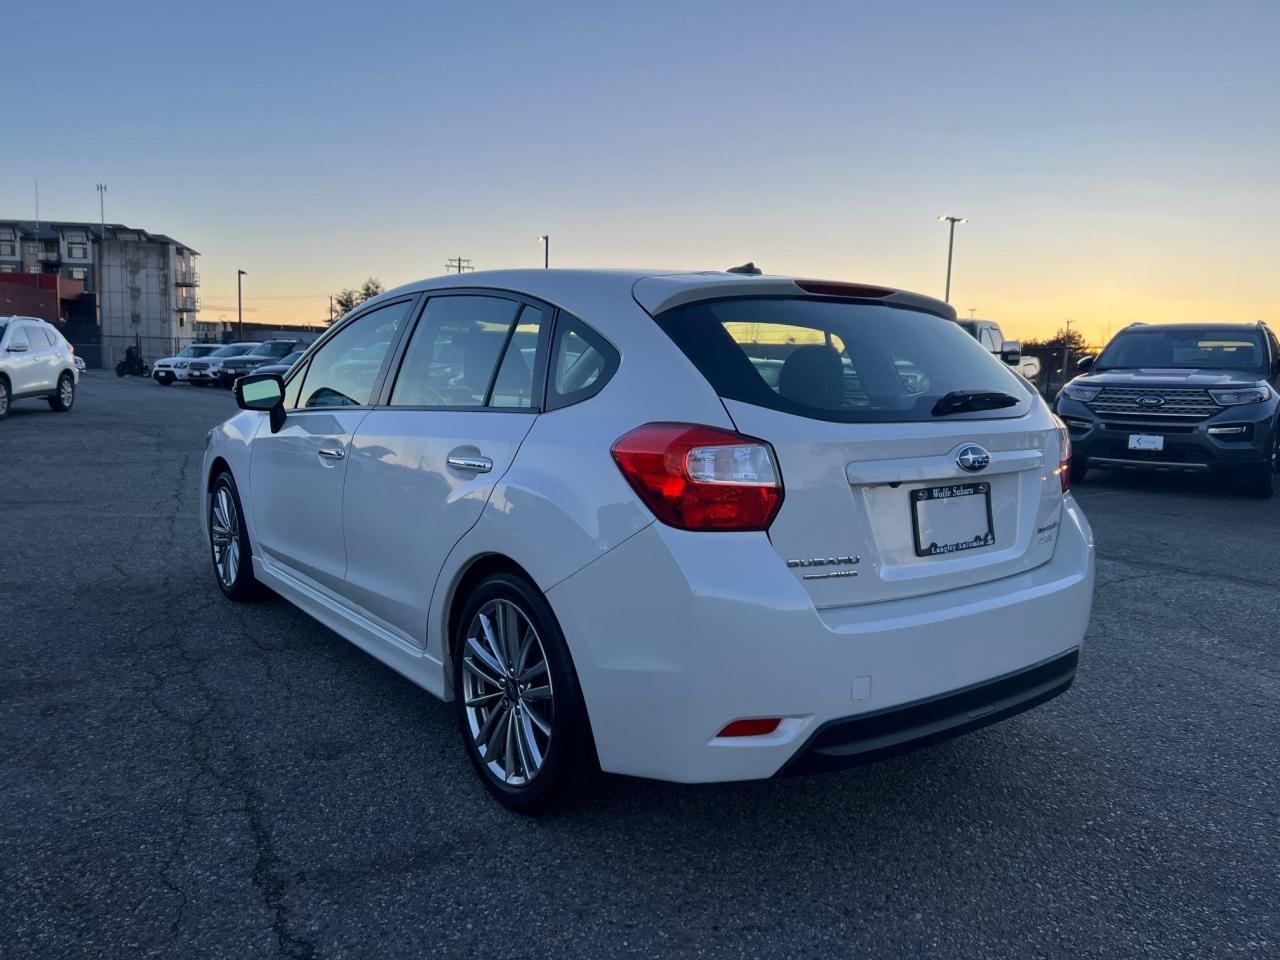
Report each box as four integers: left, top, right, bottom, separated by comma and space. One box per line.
115, 346, 151, 378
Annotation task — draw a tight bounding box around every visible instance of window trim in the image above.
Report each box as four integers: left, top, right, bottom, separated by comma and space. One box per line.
544, 310, 620, 412
283, 293, 421, 414
375, 289, 554, 414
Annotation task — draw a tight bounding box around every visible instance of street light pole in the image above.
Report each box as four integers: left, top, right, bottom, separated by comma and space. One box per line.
538, 234, 549, 269
237, 269, 247, 341
95, 183, 107, 333
937, 215, 967, 303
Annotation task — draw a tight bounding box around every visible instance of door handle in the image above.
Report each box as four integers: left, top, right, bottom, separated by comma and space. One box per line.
317, 447, 347, 461
447, 455, 492, 473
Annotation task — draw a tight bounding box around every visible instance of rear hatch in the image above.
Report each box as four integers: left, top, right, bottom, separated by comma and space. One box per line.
645, 281, 1067, 608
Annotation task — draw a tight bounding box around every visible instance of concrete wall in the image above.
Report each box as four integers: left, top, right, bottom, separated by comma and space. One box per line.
100, 240, 190, 368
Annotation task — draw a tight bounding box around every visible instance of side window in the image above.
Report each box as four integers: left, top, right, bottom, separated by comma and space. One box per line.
7, 327, 29, 351
489, 305, 545, 409
548, 314, 619, 409
389, 295, 521, 408
25, 327, 51, 348
297, 300, 411, 408
979, 328, 998, 351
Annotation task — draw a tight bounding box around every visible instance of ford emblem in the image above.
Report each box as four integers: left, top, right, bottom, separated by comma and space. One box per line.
1136, 394, 1165, 408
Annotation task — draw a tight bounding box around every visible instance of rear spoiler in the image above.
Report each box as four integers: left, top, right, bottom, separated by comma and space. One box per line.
632, 274, 956, 320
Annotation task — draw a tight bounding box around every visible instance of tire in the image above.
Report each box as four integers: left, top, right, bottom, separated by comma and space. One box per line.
208, 472, 264, 601
156, 374, 174, 386
1069, 459, 1088, 485
452, 572, 598, 814
1235, 431, 1278, 499
0, 378, 9, 420
48, 372, 75, 412
115, 363, 126, 378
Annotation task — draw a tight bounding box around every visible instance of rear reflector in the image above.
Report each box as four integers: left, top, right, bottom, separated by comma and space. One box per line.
717, 717, 782, 738
795, 280, 894, 299
1054, 417, 1072, 493
611, 423, 784, 531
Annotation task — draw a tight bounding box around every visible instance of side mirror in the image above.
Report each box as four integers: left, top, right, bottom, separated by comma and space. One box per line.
1076, 354, 1096, 372
6, 343, 27, 353
1000, 340, 1021, 365
235, 373, 287, 432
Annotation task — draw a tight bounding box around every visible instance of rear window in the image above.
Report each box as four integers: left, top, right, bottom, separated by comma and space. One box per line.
1096, 328, 1266, 372
654, 297, 1031, 423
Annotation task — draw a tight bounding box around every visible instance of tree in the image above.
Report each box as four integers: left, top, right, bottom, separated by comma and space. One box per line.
329, 277, 384, 324
1023, 325, 1090, 354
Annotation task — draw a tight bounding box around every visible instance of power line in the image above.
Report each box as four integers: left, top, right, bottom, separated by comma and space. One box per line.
445, 256, 474, 274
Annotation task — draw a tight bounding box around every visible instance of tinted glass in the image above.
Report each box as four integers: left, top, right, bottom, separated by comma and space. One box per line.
489, 306, 544, 409
279, 351, 304, 366
211, 344, 255, 357
1096, 329, 1266, 373
655, 298, 1031, 423
299, 301, 410, 407
550, 316, 617, 405
389, 295, 520, 407
250, 341, 296, 358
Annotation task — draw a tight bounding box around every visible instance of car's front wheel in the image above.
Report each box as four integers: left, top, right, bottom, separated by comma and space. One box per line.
453, 573, 597, 814
209, 472, 263, 600
48, 373, 74, 412
156, 373, 174, 386
0, 378, 9, 419
1235, 429, 1278, 499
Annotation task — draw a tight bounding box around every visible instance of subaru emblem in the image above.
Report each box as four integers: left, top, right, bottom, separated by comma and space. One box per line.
1136, 394, 1165, 408
956, 444, 991, 472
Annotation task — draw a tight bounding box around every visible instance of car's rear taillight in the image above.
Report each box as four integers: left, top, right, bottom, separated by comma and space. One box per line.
1054, 418, 1072, 493
611, 423, 784, 531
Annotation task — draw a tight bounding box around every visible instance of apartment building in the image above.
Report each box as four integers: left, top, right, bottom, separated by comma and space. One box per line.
0, 220, 200, 368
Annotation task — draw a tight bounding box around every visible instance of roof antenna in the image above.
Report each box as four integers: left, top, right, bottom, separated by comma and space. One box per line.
725, 262, 761, 275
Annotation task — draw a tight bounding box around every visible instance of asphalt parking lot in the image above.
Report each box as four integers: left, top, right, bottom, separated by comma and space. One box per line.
2, 373, 1277, 959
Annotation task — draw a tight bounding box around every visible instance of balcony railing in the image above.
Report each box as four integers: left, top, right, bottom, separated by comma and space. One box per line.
175, 271, 201, 287
37, 250, 61, 262
174, 296, 200, 313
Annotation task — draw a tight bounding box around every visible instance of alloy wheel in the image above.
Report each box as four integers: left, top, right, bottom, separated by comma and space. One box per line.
461, 599, 554, 787
59, 377, 74, 409
210, 486, 241, 588
0, 382, 8, 417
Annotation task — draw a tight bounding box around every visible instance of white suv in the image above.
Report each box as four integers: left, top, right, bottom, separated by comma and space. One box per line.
203, 270, 1094, 812
153, 344, 222, 385
0, 316, 79, 419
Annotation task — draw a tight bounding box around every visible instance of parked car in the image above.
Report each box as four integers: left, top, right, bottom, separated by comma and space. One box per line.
958, 318, 1041, 382
152, 344, 222, 385
203, 270, 1094, 813
0, 316, 79, 419
1056, 321, 1280, 497
73, 354, 86, 374
186, 343, 259, 386
252, 349, 305, 379
215, 339, 304, 388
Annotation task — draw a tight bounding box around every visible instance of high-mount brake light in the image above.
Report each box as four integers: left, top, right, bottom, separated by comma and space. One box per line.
794, 280, 894, 299
611, 423, 784, 531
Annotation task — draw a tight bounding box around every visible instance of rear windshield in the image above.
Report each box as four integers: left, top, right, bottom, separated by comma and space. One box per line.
1095, 328, 1266, 372
654, 297, 1031, 423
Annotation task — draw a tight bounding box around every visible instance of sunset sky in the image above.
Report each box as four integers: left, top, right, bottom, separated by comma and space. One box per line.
3, 0, 1276, 346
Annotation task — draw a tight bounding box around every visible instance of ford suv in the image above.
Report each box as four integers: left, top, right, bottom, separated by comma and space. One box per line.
1056, 322, 1280, 497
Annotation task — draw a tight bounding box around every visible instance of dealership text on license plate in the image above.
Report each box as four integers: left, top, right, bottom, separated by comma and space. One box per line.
1128, 434, 1164, 451
910, 482, 995, 557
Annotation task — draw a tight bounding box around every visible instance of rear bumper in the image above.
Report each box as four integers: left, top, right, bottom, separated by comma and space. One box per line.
780, 649, 1077, 776
548, 496, 1094, 784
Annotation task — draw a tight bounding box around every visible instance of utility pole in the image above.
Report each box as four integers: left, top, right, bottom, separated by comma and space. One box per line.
329, 295, 334, 326
237, 269, 247, 340
937, 215, 967, 303
96, 183, 107, 332
968, 307, 977, 319
1063, 318, 1075, 375
445, 256, 474, 274
538, 234, 549, 268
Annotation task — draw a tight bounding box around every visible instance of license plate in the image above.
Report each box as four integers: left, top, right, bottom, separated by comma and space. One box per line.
911, 482, 995, 557
1128, 434, 1164, 451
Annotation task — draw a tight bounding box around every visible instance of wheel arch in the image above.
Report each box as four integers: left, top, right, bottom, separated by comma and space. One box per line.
441, 552, 540, 695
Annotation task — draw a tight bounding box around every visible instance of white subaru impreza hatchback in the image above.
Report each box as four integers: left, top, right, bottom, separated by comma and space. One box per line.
203, 270, 1094, 812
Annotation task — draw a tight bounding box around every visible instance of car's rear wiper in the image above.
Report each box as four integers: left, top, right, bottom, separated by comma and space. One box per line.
931, 390, 1021, 417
